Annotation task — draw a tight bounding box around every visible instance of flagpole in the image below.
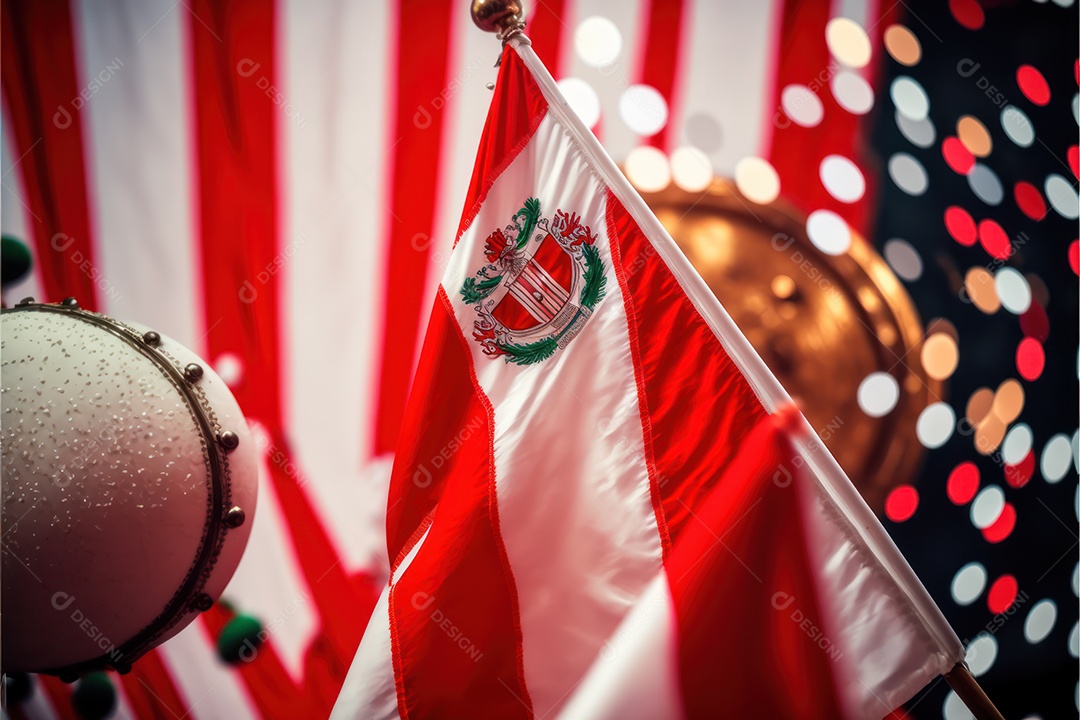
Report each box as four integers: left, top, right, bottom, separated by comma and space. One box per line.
945, 663, 1006, 720
469, 3, 1006, 719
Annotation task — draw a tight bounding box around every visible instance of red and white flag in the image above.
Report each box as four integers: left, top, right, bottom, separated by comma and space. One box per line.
333, 35, 964, 720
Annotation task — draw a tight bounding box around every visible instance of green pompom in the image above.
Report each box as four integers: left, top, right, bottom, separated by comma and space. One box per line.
1, 235, 32, 286
71, 672, 116, 720
216, 613, 264, 664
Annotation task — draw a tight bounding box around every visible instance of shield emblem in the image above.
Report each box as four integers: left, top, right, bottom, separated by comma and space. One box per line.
460, 197, 608, 366
491, 234, 575, 332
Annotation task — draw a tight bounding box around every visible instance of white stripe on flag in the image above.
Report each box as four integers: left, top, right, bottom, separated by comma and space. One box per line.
331, 527, 431, 720
279, 0, 394, 572
443, 116, 664, 717
71, 0, 201, 347
558, 573, 680, 719
678, 0, 780, 171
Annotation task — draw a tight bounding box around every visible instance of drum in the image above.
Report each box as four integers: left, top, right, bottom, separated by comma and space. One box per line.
1, 298, 258, 678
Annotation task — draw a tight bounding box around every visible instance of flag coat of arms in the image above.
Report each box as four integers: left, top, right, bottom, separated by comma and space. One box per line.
333, 34, 965, 720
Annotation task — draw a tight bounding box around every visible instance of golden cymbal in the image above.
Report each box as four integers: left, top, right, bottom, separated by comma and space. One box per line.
640, 179, 940, 511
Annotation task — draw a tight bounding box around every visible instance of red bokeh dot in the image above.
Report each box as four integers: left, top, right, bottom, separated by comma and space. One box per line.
885, 484, 919, 523
1004, 451, 1035, 489
1020, 302, 1050, 341
945, 206, 977, 246
949, 0, 985, 30
943, 137, 975, 174
1068, 146, 1079, 179
1014, 181, 1047, 220
982, 503, 1016, 543
1016, 65, 1051, 106
947, 462, 980, 505
1070, 240, 1079, 276
987, 575, 1019, 614
978, 219, 1011, 260
1016, 337, 1045, 381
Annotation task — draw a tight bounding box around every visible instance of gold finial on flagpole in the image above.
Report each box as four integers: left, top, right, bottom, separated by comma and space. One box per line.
470, 0, 526, 40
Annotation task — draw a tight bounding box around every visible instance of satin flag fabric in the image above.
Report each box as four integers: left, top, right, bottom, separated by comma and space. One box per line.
332, 40, 964, 720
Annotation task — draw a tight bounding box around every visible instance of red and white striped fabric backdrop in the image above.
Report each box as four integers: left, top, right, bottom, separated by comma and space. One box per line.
2, 0, 898, 716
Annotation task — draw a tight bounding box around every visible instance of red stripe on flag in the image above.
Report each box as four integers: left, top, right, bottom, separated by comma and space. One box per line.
388, 289, 532, 718
605, 191, 768, 546
667, 415, 844, 718
453, 44, 547, 248
1, 0, 102, 309
371, 0, 457, 457
636, 0, 687, 151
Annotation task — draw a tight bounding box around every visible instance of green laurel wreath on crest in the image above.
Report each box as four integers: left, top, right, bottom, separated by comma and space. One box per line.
460, 273, 502, 305
579, 244, 607, 309
499, 337, 558, 366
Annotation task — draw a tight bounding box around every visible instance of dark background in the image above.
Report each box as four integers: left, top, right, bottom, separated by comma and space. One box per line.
871, 1, 1078, 717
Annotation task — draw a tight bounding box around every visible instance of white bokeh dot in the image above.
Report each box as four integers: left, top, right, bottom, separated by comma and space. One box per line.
781, 84, 824, 127
896, 111, 935, 148
889, 152, 929, 195
825, 17, 872, 67
213, 352, 244, 387
1001, 105, 1035, 147
857, 372, 900, 417
1045, 174, 1080, 220
1042, 434, 1074, 483
831, 70, 875, 114
968, 163, 1005, 205
624, 146, 670, 192
917, 402, 955, 448
965, 633, 998, 677
558, 77, 601, 127
971, 485, 1005, 529
943, 690, 974, 720
951, 562, 987, 606
1002, 423, 1033, 465
619, 84, 668, 137
994, 267, 1032, 315
891, 76, 930, 120
670, 146, 713, 192
1024, 599, 1057, 644
1070, 622, 1079, 658
884, 239, 923, 281
819, 155, 866, 203
806, 210, 851, 255
734, 157, 781, 204
574, 16, 622, 68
